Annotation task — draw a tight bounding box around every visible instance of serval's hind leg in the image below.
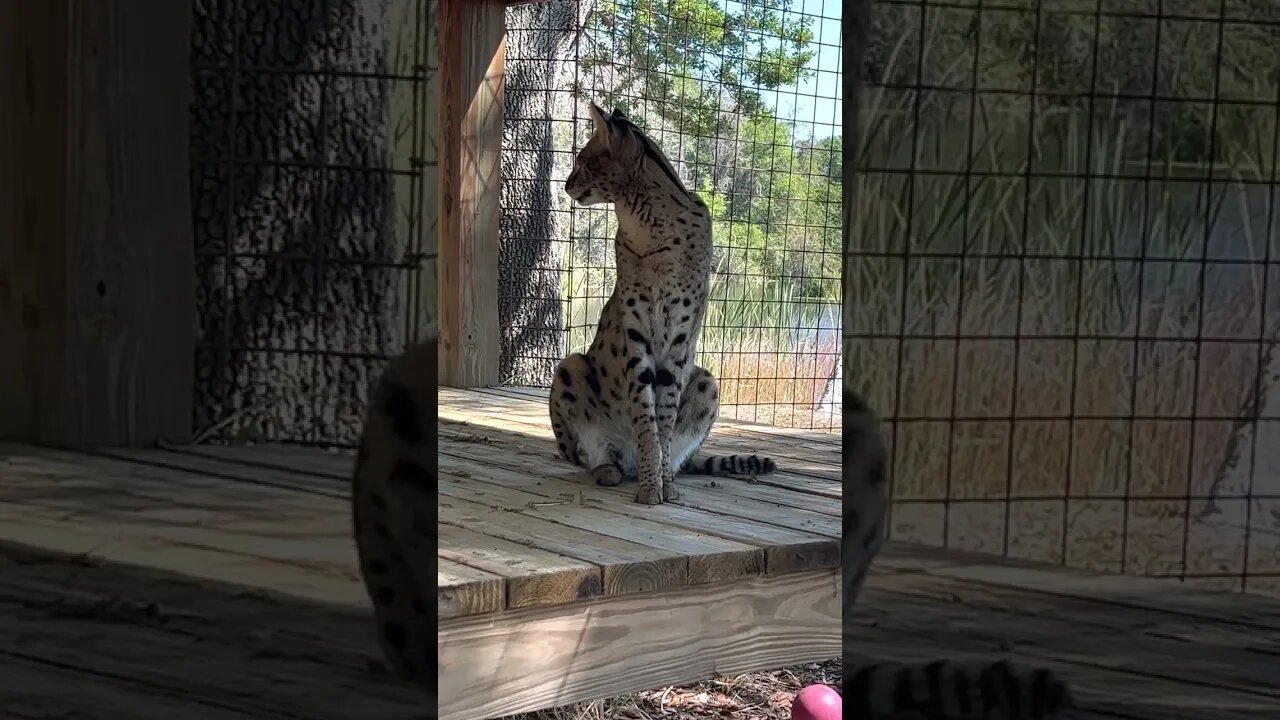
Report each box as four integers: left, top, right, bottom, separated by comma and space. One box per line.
660, 367, 720, 500
549, 353, 620, 486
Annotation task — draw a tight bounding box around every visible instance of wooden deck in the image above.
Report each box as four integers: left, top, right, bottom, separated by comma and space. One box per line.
0, 388, 1275, 719
436, 388, 842, 718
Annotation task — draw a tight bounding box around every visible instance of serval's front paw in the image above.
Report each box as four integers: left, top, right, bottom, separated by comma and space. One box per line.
662, 480, 680, 501
592, 465, 623, 487
634, 485, 663, 505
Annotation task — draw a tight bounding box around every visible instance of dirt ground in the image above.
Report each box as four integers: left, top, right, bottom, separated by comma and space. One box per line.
509, 659, 841, 720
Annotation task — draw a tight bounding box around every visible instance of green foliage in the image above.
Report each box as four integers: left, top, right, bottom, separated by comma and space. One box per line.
581, 0, 817, 130
566, 0, 842, 312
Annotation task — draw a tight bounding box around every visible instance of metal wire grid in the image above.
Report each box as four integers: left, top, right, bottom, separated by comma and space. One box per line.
500, 0, 845, 432
189, 0, 437, 447
848, 0, 1280, 595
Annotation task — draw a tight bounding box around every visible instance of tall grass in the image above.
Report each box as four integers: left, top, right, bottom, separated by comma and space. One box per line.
849, 50, 1280, 595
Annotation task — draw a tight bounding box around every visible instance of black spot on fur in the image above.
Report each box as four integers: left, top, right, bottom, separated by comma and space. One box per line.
655, 368, 676, 387
672, 333, 687, 346
389, 459, 434, 485
561, 391, 578, 403
558, 367, 573, 387
891, 667, 915, 709
626, 297, 635, 306
682, 298, 691, 307
954, 665, 974, 716
697, 381, 709, 392
412, 514, 433, 537
925, 661, 947, 715
636, 369, 655, 385
626, 357, 641, 370
383, 621, 407, 651
381, 382, 421, 444
626, 328, 652, 353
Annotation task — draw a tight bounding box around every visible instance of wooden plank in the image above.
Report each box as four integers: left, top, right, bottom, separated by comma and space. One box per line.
867, 571, 1280, 699
437, 569, 840, 720
167, 443, 355, 481
0, 652, 264, 720
440, 489, 688, 596
437, 523, 602, 609
843, 619, 1272, 720
0, 443, 365, 606
95, 445, 348, 499
439, 558, 506, 618
878, 542, 1280, 630
440, 444, 839, 573
0, 541, 427, 719
440, 471, 765, 584
0, 0, 195, 446
438, 422, 840, 536
437, 0, 503, 387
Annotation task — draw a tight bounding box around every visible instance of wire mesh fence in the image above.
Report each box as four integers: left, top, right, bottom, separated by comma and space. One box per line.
189, 0, 438, 447
847, 0, 1280, 596
500, 0, 845, 432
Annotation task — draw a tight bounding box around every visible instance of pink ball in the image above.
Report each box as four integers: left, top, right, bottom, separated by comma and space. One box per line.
791, 683, 842, 720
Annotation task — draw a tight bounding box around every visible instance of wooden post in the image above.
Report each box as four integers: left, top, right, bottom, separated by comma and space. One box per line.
438, 0, 505, 388
0, 1, 196, 447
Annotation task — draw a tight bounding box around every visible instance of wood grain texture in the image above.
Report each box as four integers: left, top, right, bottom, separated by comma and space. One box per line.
439, 558, 505, 618
2, 442, 1279, 719
438, 522, 603, 608
437, 569, 841, 720
0, 0, 195, 447
440, 484, 690, 595
438, 419, 840, 536
440, 470, 766, 584
438, 0, 503, 387
0, 541, 428, 720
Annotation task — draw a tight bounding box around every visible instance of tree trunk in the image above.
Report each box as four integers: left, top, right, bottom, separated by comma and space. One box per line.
499, 0, 588, 386
190, 0, 400, 445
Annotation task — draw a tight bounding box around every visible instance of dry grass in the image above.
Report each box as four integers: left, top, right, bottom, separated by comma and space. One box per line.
506, 659, 840, 720
849, 252, 1280, 596
705, 335, 842, 433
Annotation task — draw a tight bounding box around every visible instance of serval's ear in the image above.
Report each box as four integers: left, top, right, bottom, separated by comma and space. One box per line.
588, 102, 611, 137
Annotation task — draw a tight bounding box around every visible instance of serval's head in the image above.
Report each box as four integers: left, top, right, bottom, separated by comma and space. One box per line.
565, 102, 689, 207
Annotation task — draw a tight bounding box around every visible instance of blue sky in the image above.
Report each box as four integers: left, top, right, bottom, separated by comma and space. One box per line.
722, 0, 842, 141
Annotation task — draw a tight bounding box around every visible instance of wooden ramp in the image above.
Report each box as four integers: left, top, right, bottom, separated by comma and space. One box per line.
0, 387, 1275, 720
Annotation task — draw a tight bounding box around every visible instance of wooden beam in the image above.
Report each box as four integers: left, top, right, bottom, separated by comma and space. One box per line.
438, 0, 504, 388
438, 569, 841, 720
0, 1, 196, 447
